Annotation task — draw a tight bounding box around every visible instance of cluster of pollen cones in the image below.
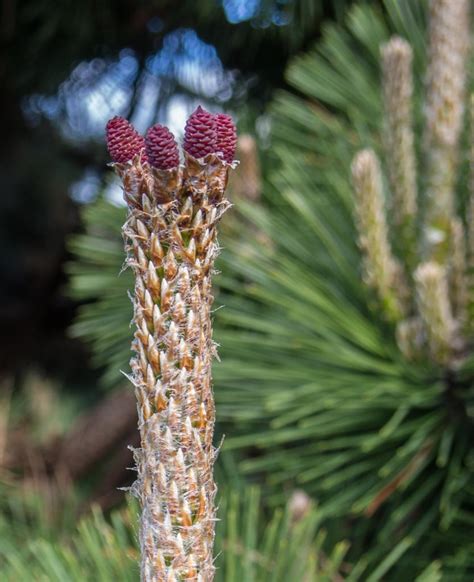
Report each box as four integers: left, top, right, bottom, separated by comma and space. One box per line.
106, 107, 237, 581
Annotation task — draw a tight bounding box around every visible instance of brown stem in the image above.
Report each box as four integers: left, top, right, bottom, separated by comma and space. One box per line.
117, 152, 231, 581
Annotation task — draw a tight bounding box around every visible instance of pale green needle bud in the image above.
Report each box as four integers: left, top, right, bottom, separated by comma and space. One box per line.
381, 37, 418, 240
414, 262, 455, 365
423, 0, 471, 263
352, 149, 407, 322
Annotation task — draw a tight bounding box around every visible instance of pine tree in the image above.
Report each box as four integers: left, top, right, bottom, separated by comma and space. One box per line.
68, 0, 474, 579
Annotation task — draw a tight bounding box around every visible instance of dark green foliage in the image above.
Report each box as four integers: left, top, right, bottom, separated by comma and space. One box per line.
68, 200, 132, 386
0, 485, 353, 581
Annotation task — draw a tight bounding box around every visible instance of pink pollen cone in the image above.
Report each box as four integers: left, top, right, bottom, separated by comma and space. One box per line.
183, 106, 217, 159
215, 113, 237, 163
145, 124, 180, 170
106, 116, 147, 163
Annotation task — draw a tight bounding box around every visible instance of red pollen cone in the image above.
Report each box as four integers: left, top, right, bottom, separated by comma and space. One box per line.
106, 116, 147, 163
215, 113, 237, 163
145, 124, 180, 170
183, 106, 217, 159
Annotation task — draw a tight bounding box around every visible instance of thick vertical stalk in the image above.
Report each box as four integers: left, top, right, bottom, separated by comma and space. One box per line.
414, 262, 455, 366
468, 96, 474, 332
351, 149, 407, 322
423, 0, 471, 263
448, 217, 467, 326
381, 36, 418, 268
116, 153, 230, 581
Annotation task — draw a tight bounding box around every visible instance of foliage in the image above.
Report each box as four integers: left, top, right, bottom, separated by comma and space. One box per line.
68, 0, 474, 579
0, 483, 358, 581
218, 1, 474, 578
68, 199, 132, 386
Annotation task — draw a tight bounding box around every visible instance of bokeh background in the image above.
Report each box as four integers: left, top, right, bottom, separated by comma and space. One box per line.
0, 0, 352, 512
1, 0, 356, 497
1, 0, 347, 385
1, 0, 473, 580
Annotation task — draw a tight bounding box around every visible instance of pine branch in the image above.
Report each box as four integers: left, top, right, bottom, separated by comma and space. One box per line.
108, 111, 235, 580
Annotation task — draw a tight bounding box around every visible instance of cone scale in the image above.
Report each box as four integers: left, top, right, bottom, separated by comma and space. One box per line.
107, 113, 234, 581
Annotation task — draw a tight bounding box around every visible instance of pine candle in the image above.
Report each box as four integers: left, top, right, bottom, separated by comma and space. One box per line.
106, 107, 236, 582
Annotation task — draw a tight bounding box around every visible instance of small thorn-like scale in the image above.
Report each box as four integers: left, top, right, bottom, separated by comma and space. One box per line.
106, 116, 146, 163
381, 35, 417, 263
107, 107, 235, 581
